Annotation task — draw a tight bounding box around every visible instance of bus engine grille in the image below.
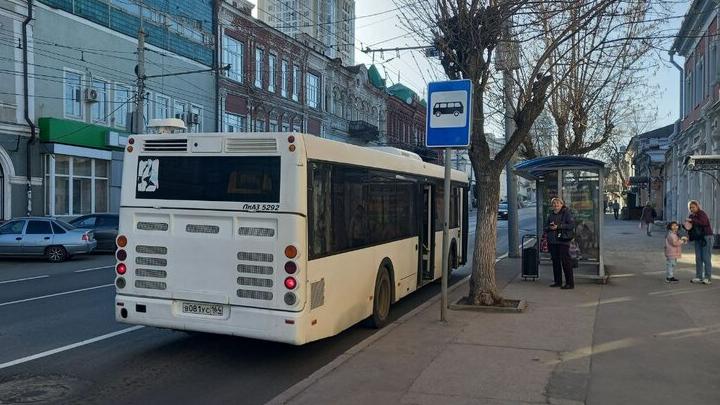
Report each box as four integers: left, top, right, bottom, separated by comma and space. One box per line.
237, 264, 273, 275
237, 252, 273, 263
142, 138, 188, 152
135, 280, 167, 290
186, 224, 220, 234
137, 222, 169, 231
311, 279, 325, 310
225, 138, 277, 153
136, 257, 168, 267
238, 227, 275, 237
237, 277, 273, 288
237, 289, 273, 300
136, 245, 168, 255
136, 268, 167, 278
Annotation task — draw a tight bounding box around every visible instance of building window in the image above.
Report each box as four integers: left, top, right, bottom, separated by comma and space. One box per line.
64, 70, 83, 119
255, 48, 264, 88
174, 100, 186, 120
114, 84, 130, 129
45, 155, 109, 216
268, 54, 277, 92
90, 79, 109, 123
254, 118, 266, 132
695, 57, 704, 106
281, 60, 289, 97
223, 112, 247, 132
685, 73, 692, 116
292, 65, 300, 102
306, 73, 319, 109
155, 94, 171, 119
710, 42, 718, 92
223, 35, 244, 83
144, 91, 153, 126
190, 104, 202, 133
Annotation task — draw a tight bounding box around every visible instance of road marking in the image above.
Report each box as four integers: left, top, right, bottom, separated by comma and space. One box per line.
0, 275, 49, 285
0, 326, 144, 370
74, 265, 113, 273
0, 284, 114, 307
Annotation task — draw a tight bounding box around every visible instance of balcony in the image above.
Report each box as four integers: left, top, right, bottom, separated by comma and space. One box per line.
348, 120, 379, 142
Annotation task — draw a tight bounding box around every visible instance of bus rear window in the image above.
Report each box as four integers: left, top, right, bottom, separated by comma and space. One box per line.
135, 156, 281, 203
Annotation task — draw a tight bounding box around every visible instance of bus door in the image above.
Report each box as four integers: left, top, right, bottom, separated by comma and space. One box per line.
419, 183, 435, 284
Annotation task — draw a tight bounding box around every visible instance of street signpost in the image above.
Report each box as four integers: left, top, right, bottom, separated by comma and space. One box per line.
426, 79, 472, 322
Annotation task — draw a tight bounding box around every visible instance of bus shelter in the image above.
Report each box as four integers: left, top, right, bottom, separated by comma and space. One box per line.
514, 156, 607, 281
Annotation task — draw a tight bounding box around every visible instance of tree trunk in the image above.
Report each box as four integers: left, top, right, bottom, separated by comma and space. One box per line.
467, 170, 503, 306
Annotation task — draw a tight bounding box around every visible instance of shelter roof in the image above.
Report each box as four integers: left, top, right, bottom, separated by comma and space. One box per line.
514, 156, 606, 180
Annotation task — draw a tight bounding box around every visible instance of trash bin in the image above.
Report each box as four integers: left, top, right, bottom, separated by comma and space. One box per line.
521, 234, 539, 280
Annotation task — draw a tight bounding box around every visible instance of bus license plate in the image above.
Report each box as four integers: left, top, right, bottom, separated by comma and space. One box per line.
182, 302, 224, 317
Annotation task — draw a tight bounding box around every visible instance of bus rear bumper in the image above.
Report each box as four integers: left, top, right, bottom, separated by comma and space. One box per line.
115, 294, 307, 345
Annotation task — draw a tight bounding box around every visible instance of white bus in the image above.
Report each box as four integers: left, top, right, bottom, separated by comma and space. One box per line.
114, 133, 468, 345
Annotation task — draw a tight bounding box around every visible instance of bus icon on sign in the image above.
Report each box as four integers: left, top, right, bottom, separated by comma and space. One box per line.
433, 101, 464, 117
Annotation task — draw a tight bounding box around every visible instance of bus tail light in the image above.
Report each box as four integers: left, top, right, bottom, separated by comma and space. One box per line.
116, 263, 127, 275
284, 292, 297, 305
284, 261, 297, 274
117, 235, 127, 248
116, 249, 127, 261
284, 277, 297, 290
284, 245, 297, 259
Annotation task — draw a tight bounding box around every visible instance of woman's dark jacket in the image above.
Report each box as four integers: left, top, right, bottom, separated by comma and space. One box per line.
545, 206, 575, 246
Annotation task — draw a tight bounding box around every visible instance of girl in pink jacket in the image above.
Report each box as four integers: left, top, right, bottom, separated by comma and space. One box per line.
665, 221, 687, 283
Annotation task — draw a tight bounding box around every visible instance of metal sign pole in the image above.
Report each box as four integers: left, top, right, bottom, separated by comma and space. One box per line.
425, 79, 472, 323
441, 147, 452, 322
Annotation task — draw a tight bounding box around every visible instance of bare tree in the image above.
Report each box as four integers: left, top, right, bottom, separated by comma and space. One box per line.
394, 0, 638, 305
518, 1, 663, 158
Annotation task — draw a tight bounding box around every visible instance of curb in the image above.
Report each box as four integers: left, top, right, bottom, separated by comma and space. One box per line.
265, 255, 508, 405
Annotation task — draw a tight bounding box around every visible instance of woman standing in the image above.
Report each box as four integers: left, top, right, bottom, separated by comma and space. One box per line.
684, 200, 713, 285
640, 203, 657, 237
545, 197, 576, 289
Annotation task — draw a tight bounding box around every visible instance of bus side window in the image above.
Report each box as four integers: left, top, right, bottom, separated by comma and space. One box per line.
309, 162, 333, 258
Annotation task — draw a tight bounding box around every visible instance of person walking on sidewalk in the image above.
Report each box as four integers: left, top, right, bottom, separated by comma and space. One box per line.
612, 200, 620, 220
684, 200, 714, 285
665, 221, 687, 283
640, 203, 657, 236
546, 197, 576, 289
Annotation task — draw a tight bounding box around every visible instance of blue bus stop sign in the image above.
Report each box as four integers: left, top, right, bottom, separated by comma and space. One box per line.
425, 80, 473, 148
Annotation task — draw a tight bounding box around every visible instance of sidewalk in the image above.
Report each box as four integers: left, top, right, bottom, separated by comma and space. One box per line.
269, 216, 720, 405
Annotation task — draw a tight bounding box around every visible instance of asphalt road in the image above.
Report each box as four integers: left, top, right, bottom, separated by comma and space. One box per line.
0, 208, 536, 405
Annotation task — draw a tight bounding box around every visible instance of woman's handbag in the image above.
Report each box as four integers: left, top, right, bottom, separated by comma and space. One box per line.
557, 227, 575, 242
539, 233, 549, 253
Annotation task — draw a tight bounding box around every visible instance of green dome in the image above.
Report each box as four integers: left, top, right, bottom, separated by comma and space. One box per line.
367, 65, 385, 89
388, 83, 419, 105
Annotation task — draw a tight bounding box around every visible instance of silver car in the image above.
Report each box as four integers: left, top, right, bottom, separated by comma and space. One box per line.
0, 217, 97, 262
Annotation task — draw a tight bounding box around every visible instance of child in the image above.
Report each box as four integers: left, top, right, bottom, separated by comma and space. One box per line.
665, 221, 687, 283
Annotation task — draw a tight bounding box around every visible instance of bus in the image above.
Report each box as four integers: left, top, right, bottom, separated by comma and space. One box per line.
114, 132, 469, 345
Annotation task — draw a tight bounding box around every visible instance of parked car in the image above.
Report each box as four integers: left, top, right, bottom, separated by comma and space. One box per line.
0, 217, 96, 262
69, 213, 119, 252
498, 203, 509, 220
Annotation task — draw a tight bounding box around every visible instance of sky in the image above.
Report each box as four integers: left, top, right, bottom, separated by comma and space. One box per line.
249, 0, 689, 134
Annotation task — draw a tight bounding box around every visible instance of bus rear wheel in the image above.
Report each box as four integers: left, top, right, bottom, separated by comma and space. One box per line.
370, 267, 391, 328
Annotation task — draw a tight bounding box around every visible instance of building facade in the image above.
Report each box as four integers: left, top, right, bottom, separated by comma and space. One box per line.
26, 0, 216, 218
219, 0, 320, 137
0, 1, 37, 221
385, 83, 436, 162
670, 0, 720, 241
257, 0, 355, 65
626, 124, 672, 220
323, 62, 386, 143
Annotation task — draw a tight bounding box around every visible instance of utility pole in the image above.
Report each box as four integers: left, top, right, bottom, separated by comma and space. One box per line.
133, 3, 146, 134
500, 16, 520, 258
